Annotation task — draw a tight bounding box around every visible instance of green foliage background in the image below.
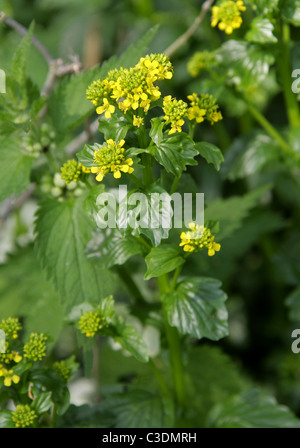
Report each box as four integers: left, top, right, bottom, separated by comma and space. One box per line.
1, 0, 300, 428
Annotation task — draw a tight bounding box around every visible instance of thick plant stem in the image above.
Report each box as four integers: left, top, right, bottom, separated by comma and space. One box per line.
277, 21, 300, 129
157, 274, 186, 409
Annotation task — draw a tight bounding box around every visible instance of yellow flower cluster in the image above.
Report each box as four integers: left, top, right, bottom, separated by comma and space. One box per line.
0, 318, 23, 387
23, 332, 48, 362
12, 404, 37, 428
163, 96, 188, 134
78, 310, 107, 338
90, 139, 134, 182
86, 53, 173, 126
211, 0, 246, 34
187, 93, 222, 125
180, 222, 221, 256
60, 159, 91, 184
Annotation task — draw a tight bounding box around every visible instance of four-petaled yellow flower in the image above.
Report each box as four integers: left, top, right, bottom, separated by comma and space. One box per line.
96, 98, 115, 119
211, 0, 246, 34
91, 139, 134, 182
0, 364, 20, 387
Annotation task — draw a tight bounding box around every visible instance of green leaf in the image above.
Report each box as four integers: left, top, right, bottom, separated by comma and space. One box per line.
209, 388, 300, 428
114, 325, 149, 363
281, 0, 300, 26
204, 183, 273, 240
149, 117, 164, 145
76, 143, 97, 168
100, 386, 174, 428
98, 111, 131, 141
32, 392, 53, 414
0, 134, 34, 202
0, 410, 14, 428
88, 230, 144, 269
150, 132, 199, 177
145, 246, 185, 280
11, 22, 34, 90
246, 17, 277, 43
222, 132, 281, 180
162, 277, 228, 341
34, 194, 116, 310
286, 287, 300, 321
196, 141, 224, 171
216, 40, 275, 91
186, 346, 249, 426
0, 248, 63, 341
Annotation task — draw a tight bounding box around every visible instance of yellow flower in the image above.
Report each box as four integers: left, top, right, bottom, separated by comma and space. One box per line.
91, 139, 134, 182
133, 115, 144, 127
78, 310, 107, 337
96, 98, 115, 119
0, 364, 20, 387
179, 222, 221, 256
211, 0, 246, 34
187, 93, 222, 125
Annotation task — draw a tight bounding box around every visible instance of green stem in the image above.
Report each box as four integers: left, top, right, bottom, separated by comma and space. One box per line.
149, 359, 170, 397
157, 274, 186, 408
169, 176, 180, 195
246, 101, 299, 161
277, 21, 300, 129
171, 265, 183, 290
142, 153, 154, 186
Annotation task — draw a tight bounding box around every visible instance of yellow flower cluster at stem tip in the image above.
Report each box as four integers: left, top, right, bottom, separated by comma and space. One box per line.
12, 404, 37, 428
211, 0, 246, 34
53, 360, 71, 382
89, 139, 134, 182
60, 159, 91, 184
0, 317, 22, 340
180, 222, 221, 256
163, 95, 188, 134
78, 310, 107, 338
23, 333, 48, 362
187, 93, 222, 125
86, 53, 173, 120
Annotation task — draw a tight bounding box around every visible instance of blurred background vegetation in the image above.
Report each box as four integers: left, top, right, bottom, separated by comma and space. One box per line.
1, 0, 300, 423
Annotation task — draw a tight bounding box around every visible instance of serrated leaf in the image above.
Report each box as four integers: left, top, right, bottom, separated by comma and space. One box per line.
88, 230, 144, 269
11, 22, 34, 89
150, 132, 199, 177
196, 141, 224, 171
221, 132, 281, 180
145, 246, 185, 280
34, 194, 116, 310
0, 134, 34, 202
114, 325, 149, 363
209, 388, 300, 428
100, 386, 174, 428
162, 277, 228, 341
0, 249, 63, 341
216, 40, 275, 91
204, 183, 273, 240
246, 17, 277, 43
281, 0, 300, 26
